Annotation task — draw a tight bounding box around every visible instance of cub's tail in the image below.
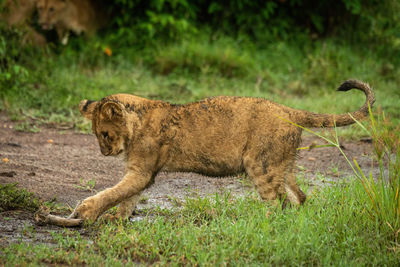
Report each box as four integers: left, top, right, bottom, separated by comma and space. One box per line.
294, 80, 375, 128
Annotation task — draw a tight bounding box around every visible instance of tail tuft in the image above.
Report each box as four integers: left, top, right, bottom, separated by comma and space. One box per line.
337, 80, 358, 92
295, 79, 375, 128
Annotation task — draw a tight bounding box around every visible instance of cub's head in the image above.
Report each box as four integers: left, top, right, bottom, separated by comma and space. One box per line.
79, 99, 130, 157
36, 0, 67, 30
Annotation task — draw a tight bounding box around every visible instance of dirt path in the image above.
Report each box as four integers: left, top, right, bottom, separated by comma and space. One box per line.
0, 113, 377, 246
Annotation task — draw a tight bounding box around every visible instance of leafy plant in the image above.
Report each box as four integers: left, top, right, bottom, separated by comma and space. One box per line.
0, 183, 39, 212
105, 0, 400, 46
109, 0, 197, 45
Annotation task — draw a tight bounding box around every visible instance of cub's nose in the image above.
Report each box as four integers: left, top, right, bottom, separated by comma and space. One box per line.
100, 146, 111, 156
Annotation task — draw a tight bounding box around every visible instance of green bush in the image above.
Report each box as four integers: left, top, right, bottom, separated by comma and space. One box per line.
109, 0, 198, 46
107, 0, 400, 45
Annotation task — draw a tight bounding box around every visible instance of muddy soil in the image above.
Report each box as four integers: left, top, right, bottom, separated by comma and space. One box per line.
0, 113, 377, 247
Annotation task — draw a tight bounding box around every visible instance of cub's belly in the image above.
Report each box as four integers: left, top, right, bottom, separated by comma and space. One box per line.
163, 152, 244, 177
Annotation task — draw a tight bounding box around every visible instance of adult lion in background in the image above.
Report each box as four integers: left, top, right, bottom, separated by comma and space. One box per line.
36, 0, 107, 44
69, 80, 374, 222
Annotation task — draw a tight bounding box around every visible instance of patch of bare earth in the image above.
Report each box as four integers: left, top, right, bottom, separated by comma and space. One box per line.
0, 113, 376, 246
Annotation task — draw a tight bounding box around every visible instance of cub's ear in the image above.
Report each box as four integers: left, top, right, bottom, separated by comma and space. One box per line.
100, 101, 125, 122
79, 99, 97, 120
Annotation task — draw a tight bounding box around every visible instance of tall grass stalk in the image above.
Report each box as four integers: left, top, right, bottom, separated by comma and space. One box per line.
287, 108, 400, 244
355, 110, 400, 238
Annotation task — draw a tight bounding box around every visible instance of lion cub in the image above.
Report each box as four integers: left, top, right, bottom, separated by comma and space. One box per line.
1, 0, 47, 46
71, 80, 374, 222
36, 0, 107, 44
1, 0, 36, 26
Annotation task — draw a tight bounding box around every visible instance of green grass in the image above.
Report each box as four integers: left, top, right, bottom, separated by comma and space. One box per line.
1, 34, 399, 136
1, 28, 400, 264
355, 111, 400, 234
1, 181, 399, 266
0, 183, 39, 212
1, 56, 399, 264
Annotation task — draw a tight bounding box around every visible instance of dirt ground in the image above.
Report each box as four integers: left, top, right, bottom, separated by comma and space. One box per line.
0, 112, 377, 246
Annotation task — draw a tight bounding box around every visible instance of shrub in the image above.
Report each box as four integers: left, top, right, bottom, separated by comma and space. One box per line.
106, 0, 400, 45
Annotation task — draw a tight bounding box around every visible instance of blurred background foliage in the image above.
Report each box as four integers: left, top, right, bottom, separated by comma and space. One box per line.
0, 0, 399, 134
107, 0, 400, 44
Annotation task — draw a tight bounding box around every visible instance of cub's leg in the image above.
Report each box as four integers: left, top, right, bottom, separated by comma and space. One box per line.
100, 194, 140, 221
244, 155, 286, 203
244, 152, 305, 206
285, 166, 306, 205
116, 194, 141, 219
55, 25, 70, 45
71, 169, 153, 222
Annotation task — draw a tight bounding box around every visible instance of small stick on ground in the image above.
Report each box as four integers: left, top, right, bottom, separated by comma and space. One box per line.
34, 203, 83, 227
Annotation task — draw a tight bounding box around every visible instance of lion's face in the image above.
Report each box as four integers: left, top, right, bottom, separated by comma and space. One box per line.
92, 120, 126, 156
36, 0, 67, 30
79, 100, 129, 157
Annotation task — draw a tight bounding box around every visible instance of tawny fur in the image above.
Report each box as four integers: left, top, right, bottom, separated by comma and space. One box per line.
62, 79, 374, 223
36, 0, 107, 44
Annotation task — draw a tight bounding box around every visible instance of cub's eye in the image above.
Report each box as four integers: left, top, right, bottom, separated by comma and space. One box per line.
49, 7, 54, 12
101, 131, 109, 139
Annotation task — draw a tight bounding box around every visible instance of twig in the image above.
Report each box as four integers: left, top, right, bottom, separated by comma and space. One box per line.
34, 203, 83, 227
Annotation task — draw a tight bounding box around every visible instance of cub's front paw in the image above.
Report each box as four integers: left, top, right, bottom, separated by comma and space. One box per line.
73, 197, 101, 222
